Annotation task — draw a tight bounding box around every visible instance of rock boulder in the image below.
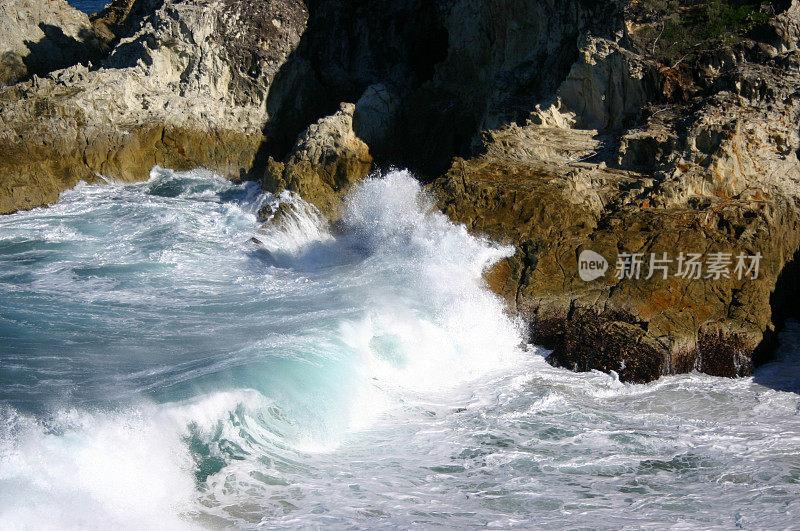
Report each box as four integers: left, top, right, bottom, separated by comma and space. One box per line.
262, 102, 373, 221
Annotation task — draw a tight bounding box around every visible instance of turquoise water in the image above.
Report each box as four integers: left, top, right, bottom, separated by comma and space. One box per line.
1, 168, 799, 528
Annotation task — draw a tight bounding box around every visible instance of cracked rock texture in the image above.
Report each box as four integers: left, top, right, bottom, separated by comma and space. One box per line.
0, 0, 308, 214
0, 0, 104, 85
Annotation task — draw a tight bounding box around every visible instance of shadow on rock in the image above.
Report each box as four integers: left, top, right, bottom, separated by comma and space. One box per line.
22, 23, 103, 80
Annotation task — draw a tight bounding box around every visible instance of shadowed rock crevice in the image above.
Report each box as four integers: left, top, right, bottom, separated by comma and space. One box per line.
755, 245, 800, 367
90, 0, 165, 54
398, 0, 627, 178
261, 0, 627, 181
21, 23, 102, 78
261, 0, 450, 170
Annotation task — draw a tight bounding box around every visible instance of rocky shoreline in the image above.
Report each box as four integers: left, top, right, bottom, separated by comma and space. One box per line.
3, 0, 800, 382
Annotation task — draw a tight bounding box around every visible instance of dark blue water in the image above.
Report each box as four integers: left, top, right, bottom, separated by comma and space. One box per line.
68, 0, 108, 14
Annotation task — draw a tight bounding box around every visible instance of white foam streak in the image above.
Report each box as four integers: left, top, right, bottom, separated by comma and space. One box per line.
254, 192, 334, 257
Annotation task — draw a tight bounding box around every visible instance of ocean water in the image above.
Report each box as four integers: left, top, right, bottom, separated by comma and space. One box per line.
0, 167, 799, 529
67, 0, 108, 14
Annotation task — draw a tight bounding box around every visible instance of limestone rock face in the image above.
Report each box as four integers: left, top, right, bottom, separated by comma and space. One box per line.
262, 103, 373, 220
557, 37, 656, 131
0, 0, 309, 214
432, 27, 800, 382
0, 0, 103, 85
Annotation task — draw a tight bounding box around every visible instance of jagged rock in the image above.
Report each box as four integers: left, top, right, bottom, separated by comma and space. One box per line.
0, 0, 103, 85
260, 0, 623, 176
433, 124, 800, 381
617, 128, 677, 171
259, 0, 449, 162
432, 15, 800, 382
90, 0, 157, 54
0, 0, 308, 214
772, 0, 800, 53
261, 102, 373, 220
400, 0, 624, 174
557, 37, 657, 130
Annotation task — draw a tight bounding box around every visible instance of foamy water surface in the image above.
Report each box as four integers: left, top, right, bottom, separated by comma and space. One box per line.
1, 168, 799, 528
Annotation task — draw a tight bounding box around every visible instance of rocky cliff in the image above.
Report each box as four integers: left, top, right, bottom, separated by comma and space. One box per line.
2, 0, 800, 382
432, 1, 800, 381
0, 0, 105, 86
0, 0, 307, 214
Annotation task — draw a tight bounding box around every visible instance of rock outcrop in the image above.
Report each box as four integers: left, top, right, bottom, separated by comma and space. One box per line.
261, 102, 372, 220
89, 0, 156, 54
404, 0, 623, 174
433, 13, 800, 382
0, 0, 104, 86
0, 0, 308, 214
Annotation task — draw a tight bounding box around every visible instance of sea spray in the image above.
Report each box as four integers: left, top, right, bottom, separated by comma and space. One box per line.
0, 167, 527, 526
1, 168, 799, 528
338, 171, 523, 388
0, 404, 197, 528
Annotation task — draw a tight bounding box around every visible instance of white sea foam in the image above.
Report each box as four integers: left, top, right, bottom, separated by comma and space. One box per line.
0, 405, 196, 529
0, 168, 799, 528
253, 191, 335, 258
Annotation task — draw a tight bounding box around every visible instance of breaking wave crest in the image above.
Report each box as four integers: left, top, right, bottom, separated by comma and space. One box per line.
1, 167, 799, 528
